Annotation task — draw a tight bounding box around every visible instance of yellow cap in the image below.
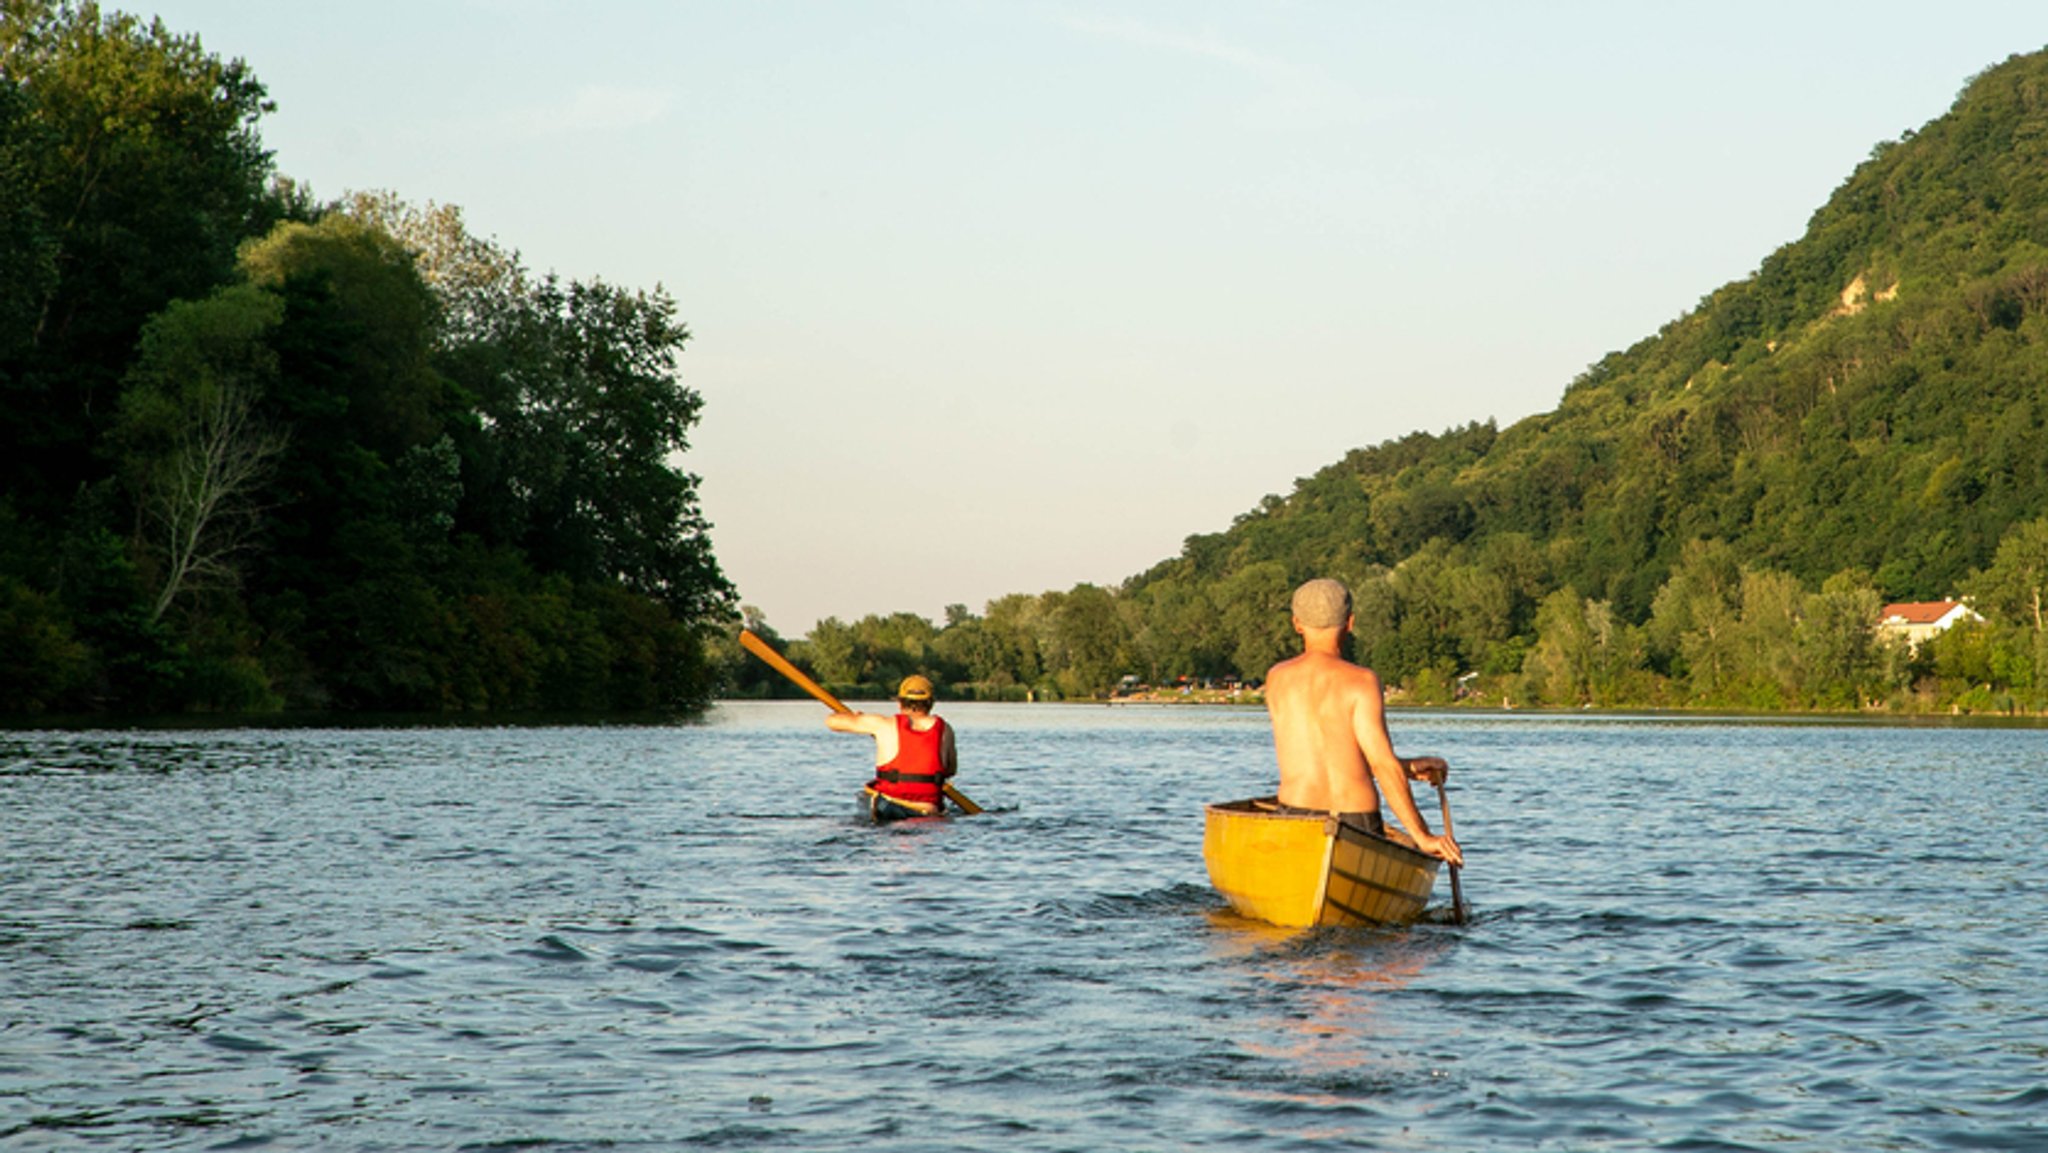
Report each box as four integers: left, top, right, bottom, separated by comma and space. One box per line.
896, 674, 934, 702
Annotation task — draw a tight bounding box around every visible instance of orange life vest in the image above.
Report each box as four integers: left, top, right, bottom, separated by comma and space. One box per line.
872, 715, 948, 804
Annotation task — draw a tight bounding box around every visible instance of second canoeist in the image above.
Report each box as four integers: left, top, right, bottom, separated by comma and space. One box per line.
828, 674, 960, 821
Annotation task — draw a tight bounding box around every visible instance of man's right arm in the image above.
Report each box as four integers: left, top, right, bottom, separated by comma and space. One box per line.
826, 712, 887, 735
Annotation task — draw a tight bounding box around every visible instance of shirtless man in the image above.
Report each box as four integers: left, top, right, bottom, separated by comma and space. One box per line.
1263, 578, 1463, 865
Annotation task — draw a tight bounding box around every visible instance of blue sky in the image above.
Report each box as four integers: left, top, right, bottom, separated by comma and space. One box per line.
146, 1, 2048, 633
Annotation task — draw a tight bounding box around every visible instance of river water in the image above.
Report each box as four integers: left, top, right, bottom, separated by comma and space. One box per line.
2, 703, 2043, 1151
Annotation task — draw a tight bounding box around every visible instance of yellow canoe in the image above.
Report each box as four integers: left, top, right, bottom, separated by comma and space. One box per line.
1202, 797, 1441, 927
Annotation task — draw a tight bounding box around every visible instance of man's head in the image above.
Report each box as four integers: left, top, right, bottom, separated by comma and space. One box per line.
1290, 578, 1352, 632
896, 674, 935, 714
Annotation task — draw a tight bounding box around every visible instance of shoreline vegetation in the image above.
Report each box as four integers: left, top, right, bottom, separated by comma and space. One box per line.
729, 677, 2048, 719
9, 696, 2047, 734
1103, 687, 2048, 720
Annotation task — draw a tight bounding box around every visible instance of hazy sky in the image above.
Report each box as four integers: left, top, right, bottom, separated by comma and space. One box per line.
145, 1, 2048, 634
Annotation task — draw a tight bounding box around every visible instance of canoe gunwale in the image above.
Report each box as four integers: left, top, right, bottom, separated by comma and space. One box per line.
1201, 796, 1440, 870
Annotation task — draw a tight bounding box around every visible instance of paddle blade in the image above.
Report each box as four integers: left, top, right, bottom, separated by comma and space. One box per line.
944, 782, 984, 815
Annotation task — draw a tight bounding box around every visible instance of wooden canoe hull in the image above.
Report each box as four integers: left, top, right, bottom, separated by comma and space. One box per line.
1202, 797, 1440, 927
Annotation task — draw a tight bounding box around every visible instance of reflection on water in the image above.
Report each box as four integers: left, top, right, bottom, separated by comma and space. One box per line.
1203, 909, 1463, 1141
2, 705, 2044, 1150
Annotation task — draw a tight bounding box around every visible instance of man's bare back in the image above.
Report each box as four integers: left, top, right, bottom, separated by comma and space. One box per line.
1266, 649, 1396, 812
1263, 579, 1462, 865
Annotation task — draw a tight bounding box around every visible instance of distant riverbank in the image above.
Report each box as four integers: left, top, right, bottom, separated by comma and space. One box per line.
1107, 687, 1262, 706
1096, 688, 2048, 723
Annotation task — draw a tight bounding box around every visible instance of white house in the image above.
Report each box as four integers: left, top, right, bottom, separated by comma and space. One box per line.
1876, 600, 1982, 648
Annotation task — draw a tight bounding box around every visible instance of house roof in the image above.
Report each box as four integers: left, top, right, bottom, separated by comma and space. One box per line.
1879, 600, 1967, 625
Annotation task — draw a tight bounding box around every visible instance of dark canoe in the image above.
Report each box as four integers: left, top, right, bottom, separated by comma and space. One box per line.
858, 786, 946, 823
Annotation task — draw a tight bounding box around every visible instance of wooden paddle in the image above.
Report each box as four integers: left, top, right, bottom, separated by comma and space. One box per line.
738, 629, 983, 815
1437, 782, 1469, 925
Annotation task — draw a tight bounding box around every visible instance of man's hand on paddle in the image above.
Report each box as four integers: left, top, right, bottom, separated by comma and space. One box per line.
1403, 755, 1448, 788
1414, 829, 1464, 867
1399, 756, 1460, 865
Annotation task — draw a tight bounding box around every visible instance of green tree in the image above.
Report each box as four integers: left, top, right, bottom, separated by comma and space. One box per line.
1925, 619, 2008, 708
1125, 576, 1222, 683
709, 605, 791, 697
1795, 571, 1885, 708
1963, 517, 2048, 710
1472, 531, 1551, 644
1728, 569, 1805, 709
852, 611, 943, 690
0, 15, 735, 714
0, 0, 275, 518
931, 609, 1008, 693
1970, 516, 2048, 631
1212, 562, 1294, 684
1046, 583, 1125, 698
113, 283, 287, 622
341, 190, 527, 344
1648, 539, 1742, 697
981, 592, 1049, 693
1521, 588, 1646, 707
241, 215, 445, 459
0, 76, 56, 363
1381, 542, 1469, 684
451, 273, 730, 621
801, 617, 862, 689
0, 573, 88, 710
1522, 588, 1592, 706
230, 215, 447, 705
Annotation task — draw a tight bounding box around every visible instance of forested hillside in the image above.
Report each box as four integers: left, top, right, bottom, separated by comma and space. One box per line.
1, 3, 733, 714
754, 47, 2048, 714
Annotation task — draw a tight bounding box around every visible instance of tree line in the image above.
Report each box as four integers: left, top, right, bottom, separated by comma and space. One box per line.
722, 48, 2048, 716
1, 2, 733, 714
719, 516, 2048, 715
